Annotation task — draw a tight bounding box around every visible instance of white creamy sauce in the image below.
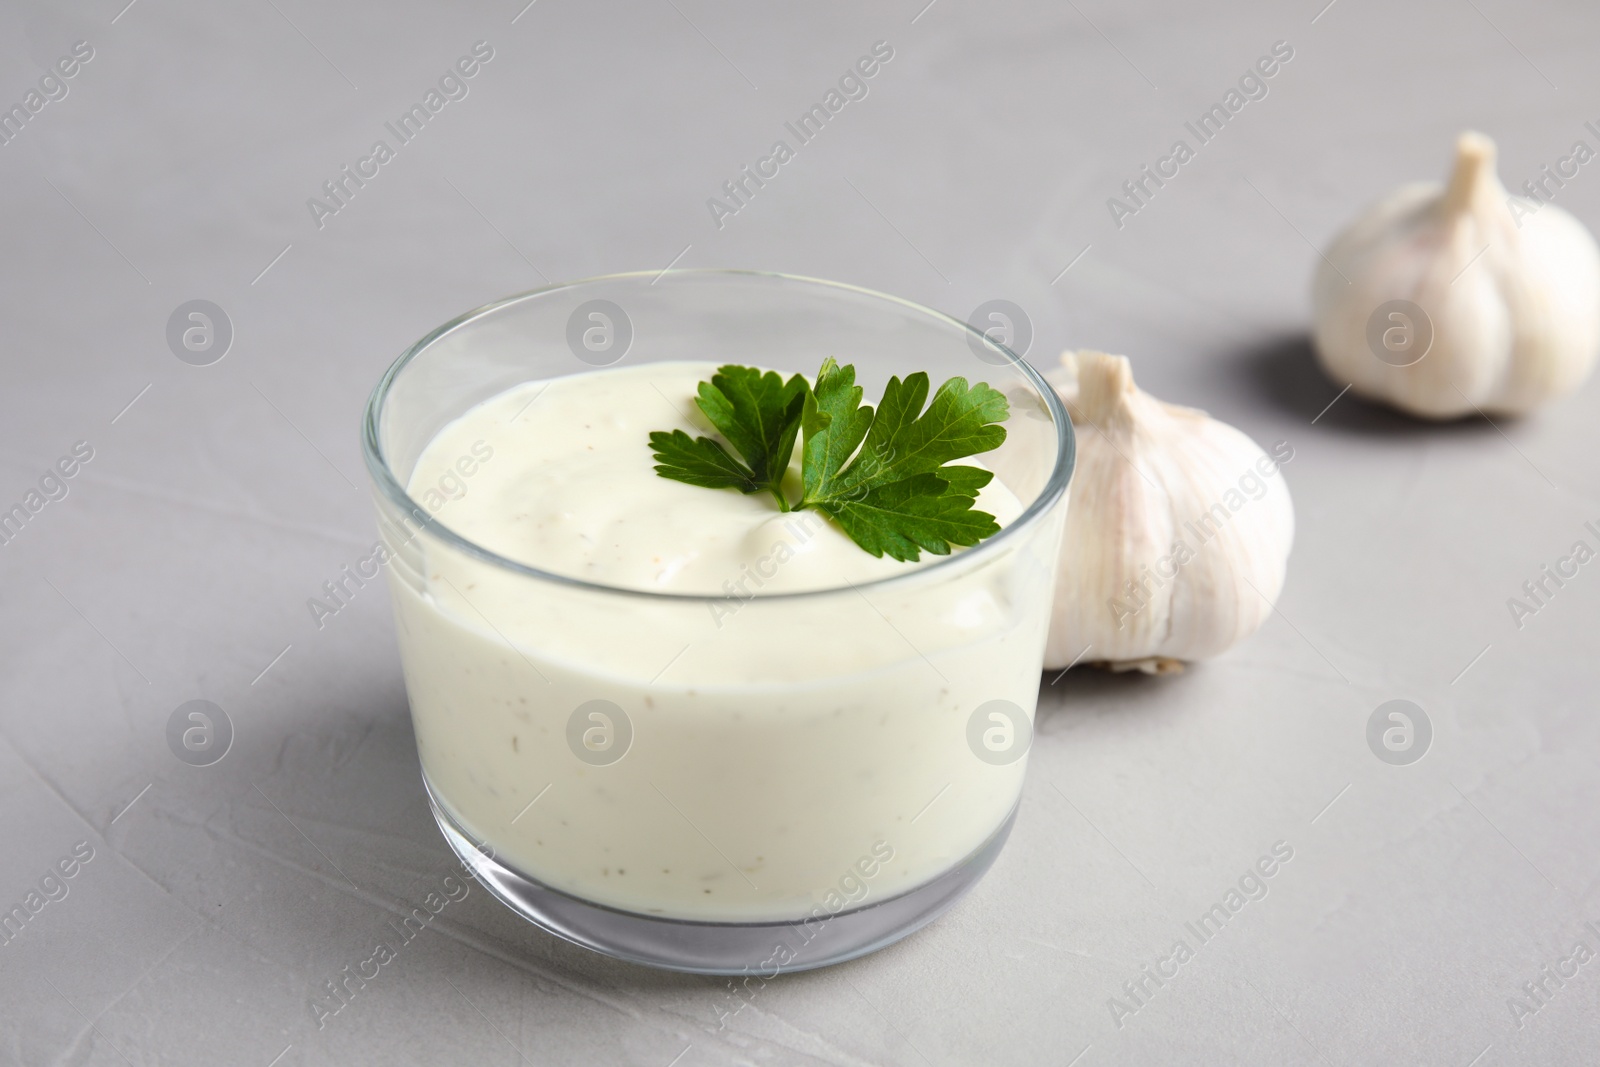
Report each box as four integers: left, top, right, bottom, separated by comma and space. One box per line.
415, 361, 1021, 594
392, 361, 1051, 921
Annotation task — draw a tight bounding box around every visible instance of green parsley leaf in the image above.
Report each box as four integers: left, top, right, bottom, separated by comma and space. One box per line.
797, 370, 1009, 561
695, 366, 808, 493
819, 468, 1000, 561
646, 429, 762, 493
800, 358, 873, 503
648, 365, 807, 508
648, 358, 1010, 561
829, 372, 1010, 496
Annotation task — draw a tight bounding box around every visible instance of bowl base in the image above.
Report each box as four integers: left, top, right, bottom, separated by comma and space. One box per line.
424, 779, 1017, 975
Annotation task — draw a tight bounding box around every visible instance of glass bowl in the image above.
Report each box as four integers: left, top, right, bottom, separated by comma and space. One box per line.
361, 270, 1074, 974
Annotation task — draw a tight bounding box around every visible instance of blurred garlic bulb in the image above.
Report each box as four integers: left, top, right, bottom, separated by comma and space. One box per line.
1312, 131, 1600, 418
1044, 352, 1295, 674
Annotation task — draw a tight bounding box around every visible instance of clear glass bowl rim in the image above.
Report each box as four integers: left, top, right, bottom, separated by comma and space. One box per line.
360, 268, 1076, 603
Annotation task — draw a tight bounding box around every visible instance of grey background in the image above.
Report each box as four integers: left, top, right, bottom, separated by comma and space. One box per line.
2, 0, 1598, 1063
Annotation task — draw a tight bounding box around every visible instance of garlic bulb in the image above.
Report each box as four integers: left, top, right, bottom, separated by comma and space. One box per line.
1044, 352, 1295, 674
1312, 131, 1600, 419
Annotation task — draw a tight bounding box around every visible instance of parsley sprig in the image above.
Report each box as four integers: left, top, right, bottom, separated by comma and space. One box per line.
648, 359, 1009, 561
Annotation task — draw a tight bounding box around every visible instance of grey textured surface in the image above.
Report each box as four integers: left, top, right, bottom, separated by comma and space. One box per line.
3, 0, 1599, 1064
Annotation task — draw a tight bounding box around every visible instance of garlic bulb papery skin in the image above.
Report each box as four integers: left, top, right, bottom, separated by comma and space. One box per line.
1312, 131, 1600, 419
1043, 352, 1295, 674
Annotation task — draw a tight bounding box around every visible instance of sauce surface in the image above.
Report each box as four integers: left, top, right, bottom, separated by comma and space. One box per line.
409, 360, 1021, 594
